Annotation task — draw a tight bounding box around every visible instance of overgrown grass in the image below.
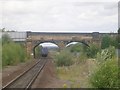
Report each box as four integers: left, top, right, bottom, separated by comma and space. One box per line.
54, 44, 96, 88
56, 59, 96, 88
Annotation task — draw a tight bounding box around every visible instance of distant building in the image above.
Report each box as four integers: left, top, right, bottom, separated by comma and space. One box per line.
2, 31, 27, 42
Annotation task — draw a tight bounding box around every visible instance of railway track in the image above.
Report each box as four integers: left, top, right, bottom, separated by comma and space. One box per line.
2, 58, 48, 89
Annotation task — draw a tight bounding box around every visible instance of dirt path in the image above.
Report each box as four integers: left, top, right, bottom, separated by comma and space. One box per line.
32, 59, 70, 88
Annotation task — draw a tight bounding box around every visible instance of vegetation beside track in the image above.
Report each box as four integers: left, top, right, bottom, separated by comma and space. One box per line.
53, 34, 119, 88
2, 34, 28, 68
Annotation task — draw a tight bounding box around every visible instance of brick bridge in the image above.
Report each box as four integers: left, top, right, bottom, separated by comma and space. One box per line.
26, 32, 106, 58
1, 31, 117, 58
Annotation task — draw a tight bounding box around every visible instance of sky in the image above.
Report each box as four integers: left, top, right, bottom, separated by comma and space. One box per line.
0, 0, 119, 33
40, 42, 78, 47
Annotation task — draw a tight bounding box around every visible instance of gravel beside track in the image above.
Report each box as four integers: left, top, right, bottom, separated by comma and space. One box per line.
2, 58, 48, 89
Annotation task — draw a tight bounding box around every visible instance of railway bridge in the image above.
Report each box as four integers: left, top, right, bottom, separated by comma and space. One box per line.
26, 32, 101, 58
2, 31, 117, 58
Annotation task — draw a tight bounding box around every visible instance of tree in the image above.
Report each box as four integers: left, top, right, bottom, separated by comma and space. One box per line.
101, 35, 112, 49
86, 44, 100, 58
2, 34, 12, 45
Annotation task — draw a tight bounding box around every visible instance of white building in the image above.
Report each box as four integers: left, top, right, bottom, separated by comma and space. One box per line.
1, 31, 27, 42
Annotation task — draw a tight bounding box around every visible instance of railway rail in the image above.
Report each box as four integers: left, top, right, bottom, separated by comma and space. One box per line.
2, 57, 49, 89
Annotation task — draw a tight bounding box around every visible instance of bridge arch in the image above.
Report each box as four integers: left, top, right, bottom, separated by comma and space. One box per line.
33, 41, 60, 58
66, 42, 79, 47
65, 40, 90, 47
27, 39, 90, 58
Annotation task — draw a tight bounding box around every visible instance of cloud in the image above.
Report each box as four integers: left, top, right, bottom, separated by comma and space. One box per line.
0, 0, 118, 32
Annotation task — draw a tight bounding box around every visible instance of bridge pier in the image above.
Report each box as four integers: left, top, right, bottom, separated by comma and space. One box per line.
26, 38, 34, 58
57, 41, 66, 50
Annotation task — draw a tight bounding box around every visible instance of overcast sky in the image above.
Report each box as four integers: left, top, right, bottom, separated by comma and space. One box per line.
0, 0, 119, 33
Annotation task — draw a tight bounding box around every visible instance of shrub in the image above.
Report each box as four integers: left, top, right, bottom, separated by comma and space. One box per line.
96, 46, 116, 63
2, 34, 12, 45
2, 32, 27, 67
90, 46, 119, 88
55, 50, 74, 66
90, 59, 119, 88
2, 42, 26, 67
69, 43, 83, 53
86, 44, 100, 58
101, 35, 118, 49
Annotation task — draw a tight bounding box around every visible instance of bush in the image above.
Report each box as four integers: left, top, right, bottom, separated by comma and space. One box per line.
101, 35, 118, 49
66, 43, 88, 64
2, 34, 12, 45
2, 32, 28, 67
90, 59, 119, 88
96, 46, 116, 63
90, 46, 119, 88
2, 42, 26, 67
69, 43, 83, 53
55, 50, 74, 66
86, 44, 100, 58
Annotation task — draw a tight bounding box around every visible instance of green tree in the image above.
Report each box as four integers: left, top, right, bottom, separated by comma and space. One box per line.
2, 33, 27, 67
101, 35, 113, 49
86, 44, 100, 58
110, 36, 118, 48
2, 34, 12, 45
2, 42, 26, 66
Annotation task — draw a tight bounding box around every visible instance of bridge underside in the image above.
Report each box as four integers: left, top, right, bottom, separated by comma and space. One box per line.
26, 40, 90, 58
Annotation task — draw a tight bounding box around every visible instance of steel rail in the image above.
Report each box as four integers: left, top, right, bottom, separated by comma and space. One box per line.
2, 58, 48, 89
25, 58, 48, 89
